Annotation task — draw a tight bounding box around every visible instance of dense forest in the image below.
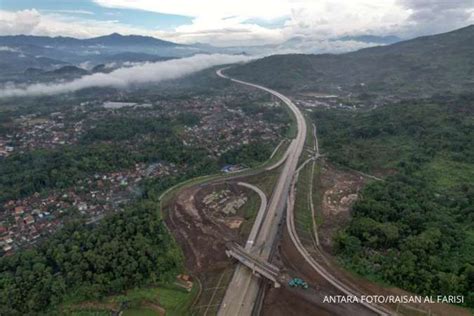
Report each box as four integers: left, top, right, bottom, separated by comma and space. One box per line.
0, 190, 183, 315
313, 94, 474, 307
337, 172, 473, 305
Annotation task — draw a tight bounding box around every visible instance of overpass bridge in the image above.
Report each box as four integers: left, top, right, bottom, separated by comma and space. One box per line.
225, 242, 283, 288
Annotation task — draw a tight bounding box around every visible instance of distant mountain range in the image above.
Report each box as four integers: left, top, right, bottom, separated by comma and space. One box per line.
0, 32, 406, 78
0, 32, 179, 48
200, 34, 403, 56
227, 25, 474, 99
0, 33, 205, 77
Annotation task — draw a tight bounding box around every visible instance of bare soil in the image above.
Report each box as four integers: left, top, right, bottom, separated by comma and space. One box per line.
164, 181, 259, 315
262, 228, 377, 316
308, 161, 471, 316
164, 163, 470, 316
164, 184, 241, 273
317, 162, 367, 252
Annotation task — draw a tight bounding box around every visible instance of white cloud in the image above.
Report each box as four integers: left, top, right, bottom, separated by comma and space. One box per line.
0, 54, 252, 98
159, 17, 284, 47
0, 0, 472, 48
397, 0, 474, 36
0, 9, 42, 35
93, 0, 473, 45
0, 9, 154, 38
0, 46, 20, 52
275, 39, 381, 55
93, 0, 409, 45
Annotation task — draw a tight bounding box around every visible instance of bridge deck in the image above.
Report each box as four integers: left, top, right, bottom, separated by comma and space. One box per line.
226, 242, 282, 287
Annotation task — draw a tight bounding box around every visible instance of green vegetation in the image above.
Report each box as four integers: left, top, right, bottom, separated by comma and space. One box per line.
158, 139, 289, 212
238, 189, 260, 237
293, 161, 317, 242
0, 139, 217, 203
237, 165, 283, 237
241, 102, 291, 125
81, 117, 174, 143
0, 64, 292, 315
314, 95, 473, 175
228, 25, 474, 99
67, 311, 109, 316
220, 142, 273, 167
123, 309, 157, 316
0, 195, 183, 315
0, 73, 288, 315
0, 102, 281, 203
62, 284, 196, 316
113, 285, 194, 316
313, 94, 474, 307
175, 112, 200, 126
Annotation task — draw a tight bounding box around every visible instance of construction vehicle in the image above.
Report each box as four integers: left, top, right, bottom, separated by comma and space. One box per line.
288, 277, 308, 289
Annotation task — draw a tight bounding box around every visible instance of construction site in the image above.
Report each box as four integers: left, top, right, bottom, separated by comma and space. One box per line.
160, 69, 470, 316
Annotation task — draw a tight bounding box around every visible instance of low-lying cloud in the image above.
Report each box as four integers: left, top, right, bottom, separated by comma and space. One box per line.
0, 54, 252, 98
0, 46, 20, 52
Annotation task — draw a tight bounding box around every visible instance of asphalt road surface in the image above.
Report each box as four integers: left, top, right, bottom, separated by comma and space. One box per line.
216, 67, 307, 316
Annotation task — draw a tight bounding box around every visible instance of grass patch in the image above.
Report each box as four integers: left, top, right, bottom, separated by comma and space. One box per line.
62, 284, 196, 316
311, 163, 324, 226
66, 311, 110, 316
294, 161, 317, 243
283, 102, 298, 139
238, 166, 283, 238
238, 190, 260, 238
123, 308, 157, 316
422, 156, 474, 190
246, 166, 282, 196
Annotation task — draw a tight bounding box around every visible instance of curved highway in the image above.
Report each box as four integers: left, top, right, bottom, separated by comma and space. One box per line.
215, 67, 392, 316
236, 182, 267, 250
286, 150, 391, 316
217, 67, 307, 316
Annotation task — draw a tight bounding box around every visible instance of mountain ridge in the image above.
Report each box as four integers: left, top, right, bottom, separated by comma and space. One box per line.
0, 33, 197, 76
0, 33, 181, 48
227, 24, 474, 100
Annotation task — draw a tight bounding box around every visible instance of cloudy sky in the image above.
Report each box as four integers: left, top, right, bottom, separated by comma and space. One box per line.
0, 0, 473, 46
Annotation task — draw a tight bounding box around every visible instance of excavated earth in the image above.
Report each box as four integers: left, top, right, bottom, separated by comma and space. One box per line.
164, 181, 366, 315
165, 184, 242, 273
263, 161, 470, 316
262, 227, 377, 316
165, 164, 470, 316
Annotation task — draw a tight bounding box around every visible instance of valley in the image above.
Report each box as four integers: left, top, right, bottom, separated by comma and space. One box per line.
0, 10, 472, 316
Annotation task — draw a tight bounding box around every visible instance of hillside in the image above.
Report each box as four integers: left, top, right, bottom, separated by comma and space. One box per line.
228, 25, 474, 99
312, 93, 474, 308
0, 33, 179, 48
0, 33, 200, 76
